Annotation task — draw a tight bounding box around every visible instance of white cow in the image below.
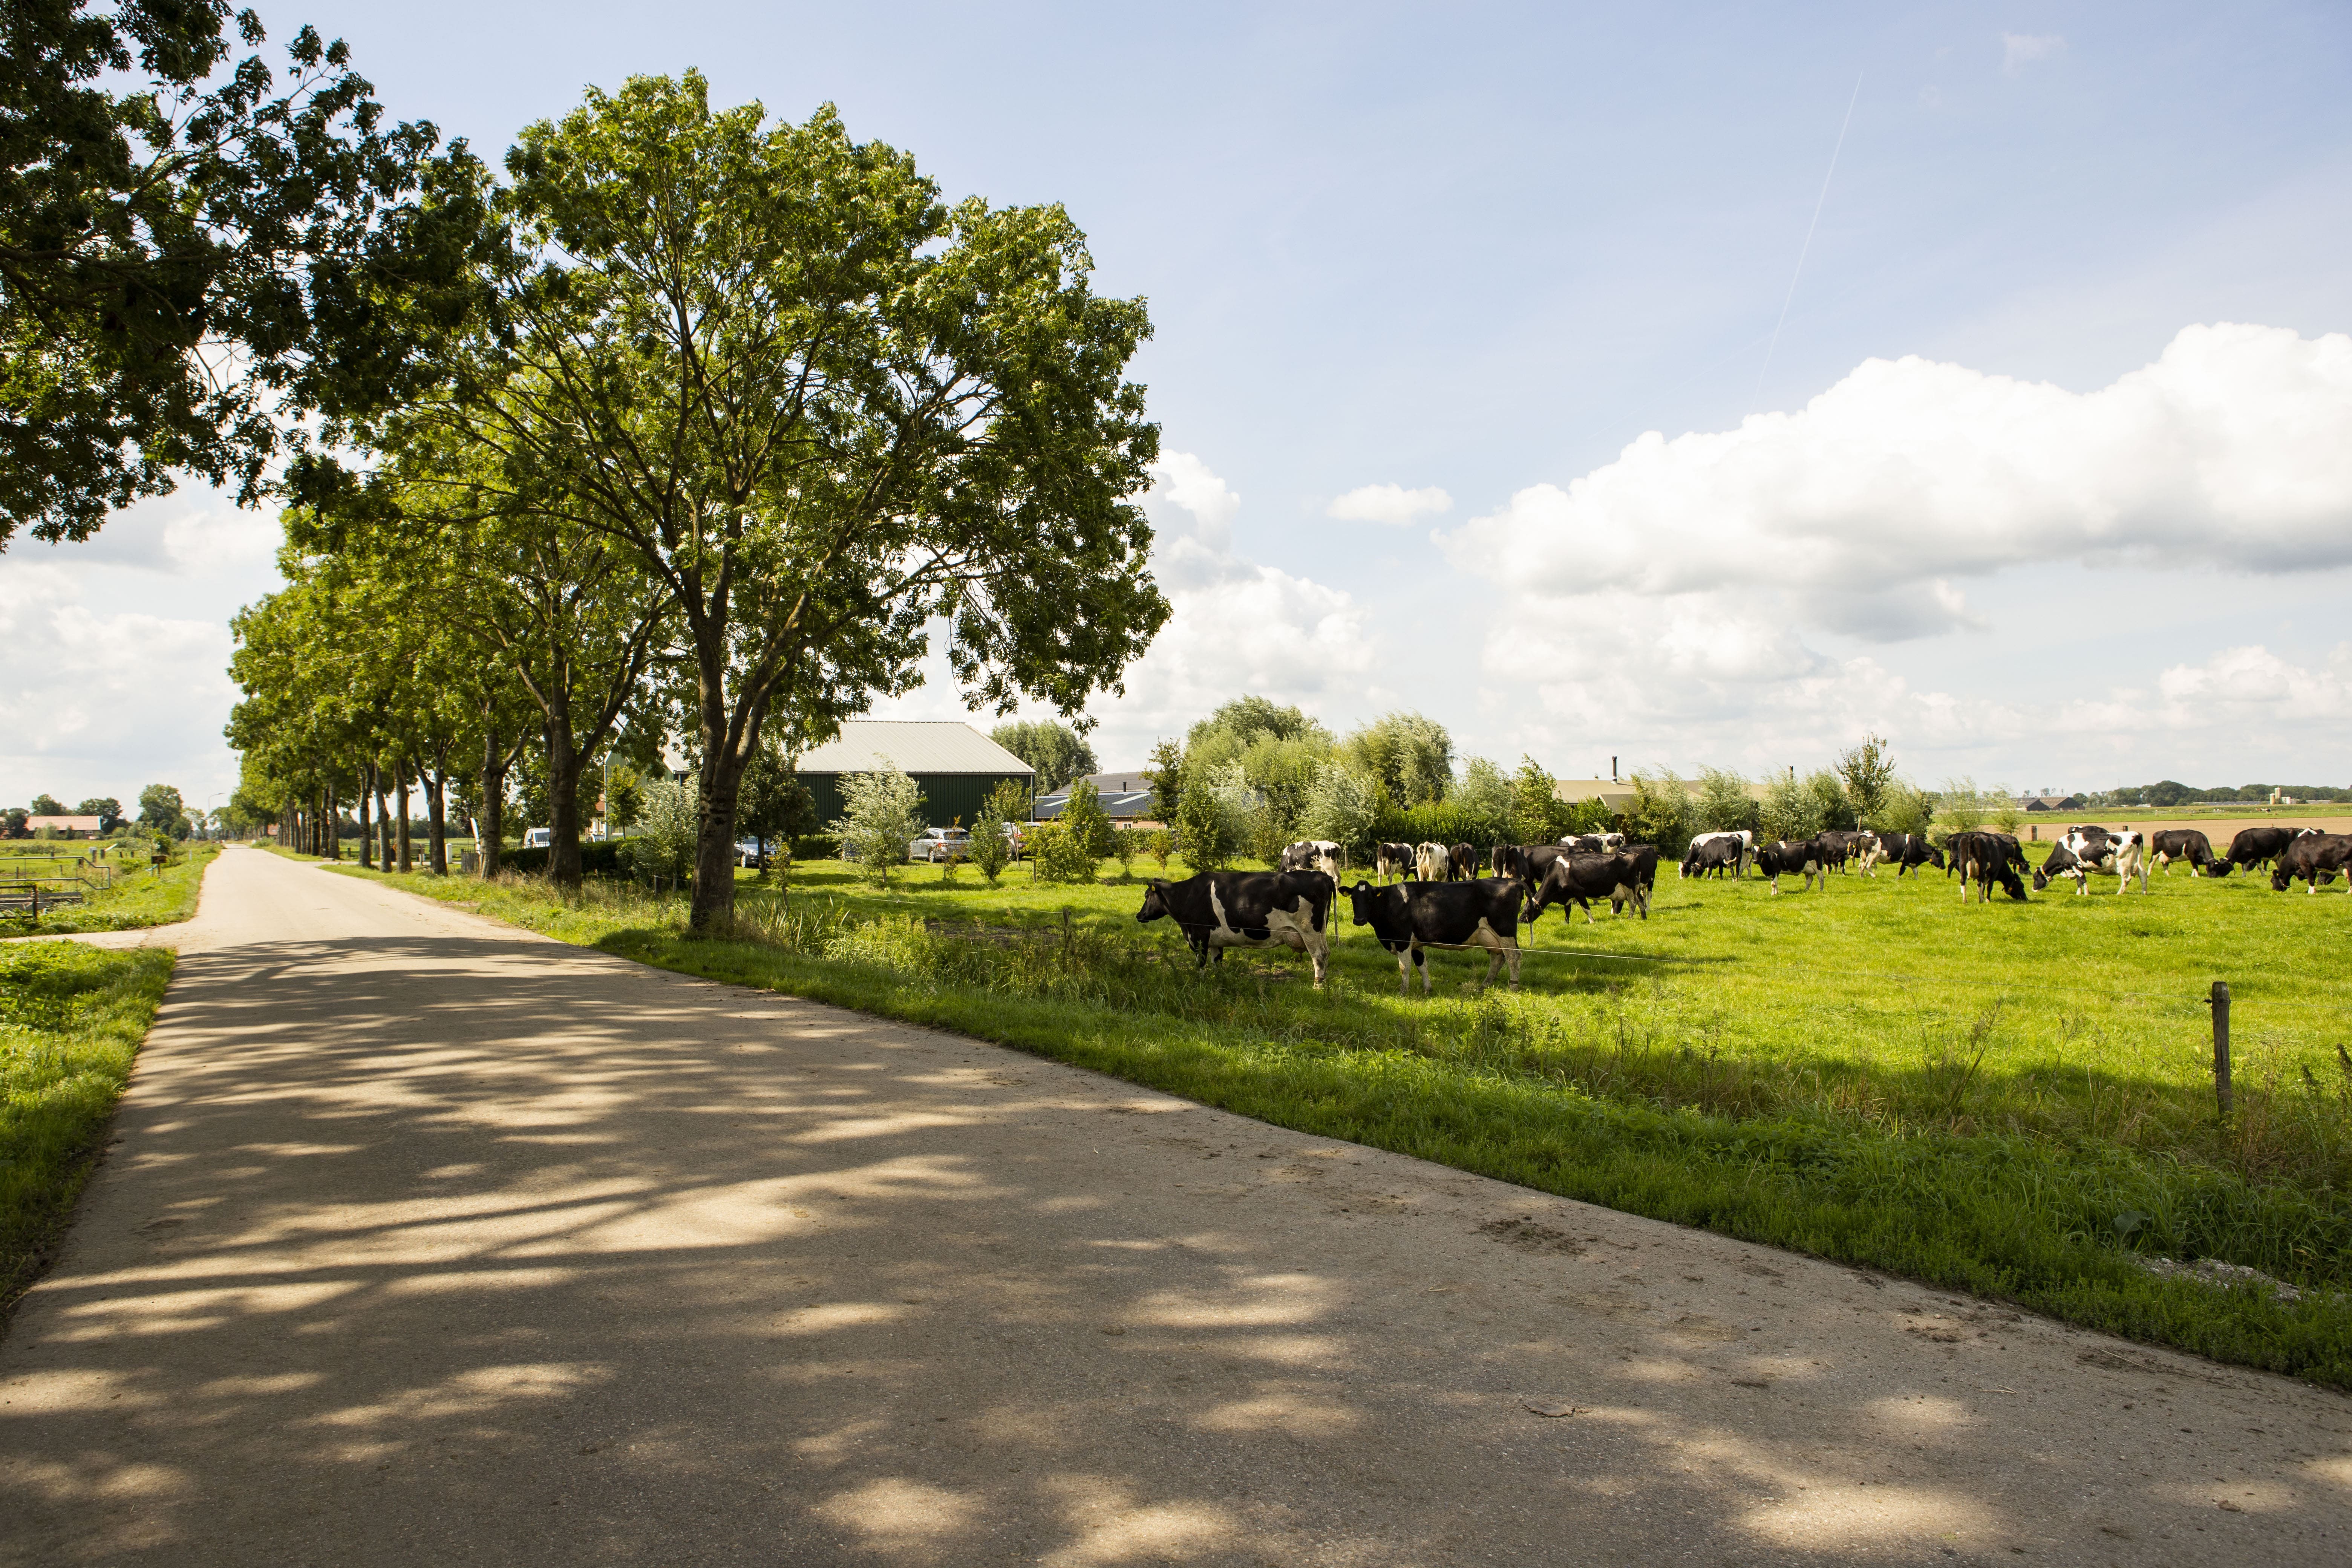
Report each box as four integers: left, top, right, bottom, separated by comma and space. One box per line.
1414, 841, 1448, 881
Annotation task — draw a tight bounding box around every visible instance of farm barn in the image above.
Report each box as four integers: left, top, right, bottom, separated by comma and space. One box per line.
791, 721, 1036, 829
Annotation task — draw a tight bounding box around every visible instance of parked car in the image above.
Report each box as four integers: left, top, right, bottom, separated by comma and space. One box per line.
909, 827, 972, 864
735, 839, 774, 869
522, 827, 552, 850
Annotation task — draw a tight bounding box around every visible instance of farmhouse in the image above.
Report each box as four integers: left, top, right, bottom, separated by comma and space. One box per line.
791, 721, 1035, 830
25, 815, 106, 839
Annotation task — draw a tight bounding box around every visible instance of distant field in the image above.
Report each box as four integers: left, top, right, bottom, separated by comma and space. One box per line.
333, 842, 2352, 1386
2014, 811, 2352, 842
0, 844, 217, 934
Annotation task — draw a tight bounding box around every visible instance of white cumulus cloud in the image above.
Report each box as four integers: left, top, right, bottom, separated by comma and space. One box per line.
1325, 482, 1453, 526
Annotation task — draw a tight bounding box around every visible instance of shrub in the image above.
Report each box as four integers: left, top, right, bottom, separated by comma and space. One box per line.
1060, 781, 1116, 860
1300, 761, 1378, 861
1695, 767, 1758, 835
1803, 769, 1857, 833
1938, 775, 1987, 836
1622, 769, 1692, 856
625, 776, 699, 882
968, 804, 1014, 887
1174, 764, 1240, 870
1760, 771, 1821, 843
1873, 782, 1933, 837
1110, 825, 1142, 880
831, 763, 926, 887
1029, 819, 1098, 884
1145, 828, 1173, 873
504, 840, 631, 876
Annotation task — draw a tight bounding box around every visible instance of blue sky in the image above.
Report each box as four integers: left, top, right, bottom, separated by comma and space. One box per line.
8, 2, 2352, 808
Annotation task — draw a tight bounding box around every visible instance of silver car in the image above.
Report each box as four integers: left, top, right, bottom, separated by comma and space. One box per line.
908, 827, 972, 863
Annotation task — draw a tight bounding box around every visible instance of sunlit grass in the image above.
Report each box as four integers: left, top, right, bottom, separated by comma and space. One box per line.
0, 844, 217, 936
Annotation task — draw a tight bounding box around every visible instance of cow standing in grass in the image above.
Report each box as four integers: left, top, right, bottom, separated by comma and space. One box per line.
1755, 838, 1825, 895
1346, 878, 1525, 994
2034, 827, 2148, 895
1867, 833, 1944, 877
2150, 829, 2217, 876
1523, 851, 1652, 923
1948, 831, 2028, 903
2271, 833, 2352, 895
1137, 870, 1335, 987
2226, 825, 2315, 876
1683, 830, 1753, 877
1449, 842, 1478, 882
1376, 842, 1413, 883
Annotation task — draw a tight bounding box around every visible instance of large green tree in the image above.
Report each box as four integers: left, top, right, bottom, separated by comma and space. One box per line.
2, 0, 467, 546
371, 74, 1166, 929
991, 719, 1097, 793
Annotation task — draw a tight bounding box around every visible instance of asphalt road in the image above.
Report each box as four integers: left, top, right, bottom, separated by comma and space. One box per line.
2, 845, 2348, 1565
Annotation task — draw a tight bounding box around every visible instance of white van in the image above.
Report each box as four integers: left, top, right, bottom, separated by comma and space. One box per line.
522, 827, 552, 850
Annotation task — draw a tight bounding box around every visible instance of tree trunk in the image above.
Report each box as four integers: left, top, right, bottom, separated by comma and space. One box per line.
426, 749, 449, 876
323, 787, 339, 860
376, 772, 393, 871
358, 766, 374, 869
545, 708, 585, 890
688, 675, 759, 931
395, 763, 413, 873
479, 739, 507, 879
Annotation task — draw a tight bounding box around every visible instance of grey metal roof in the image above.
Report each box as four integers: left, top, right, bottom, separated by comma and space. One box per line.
793, 721, 1035, 777
1034, 790, 1157, 820
1082, 772, 1154, 794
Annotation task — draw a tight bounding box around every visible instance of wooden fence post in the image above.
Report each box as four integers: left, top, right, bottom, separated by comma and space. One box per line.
2210, 979, 2232, 1118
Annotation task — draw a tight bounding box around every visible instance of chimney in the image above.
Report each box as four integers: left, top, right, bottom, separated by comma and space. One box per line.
1611, 755, 1618, 781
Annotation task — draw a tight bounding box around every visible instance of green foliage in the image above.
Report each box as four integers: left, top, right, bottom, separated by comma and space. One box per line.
1173, 767, 1237, 871
1836, 733, 1898, 824
1760, 770, 1821, 842
2, 4, 455, 546
2, 943, 174, 1307
1186, 696, 1326, 753
1110, 825, 1143, 880
1450, 757, 1516, 842
1874, 781, 1934, 837
1622, 769, 1692, 856
1058, 781, 1116, 861
737, 749, 816, 854
1028, 820, 1098, 884
623, 777, 699, 882
991, 720, 1099, 793
1804, 769, 1857, 833
1694, 768, 1759, 835
1510, 756, 1577, 844
1144, 738, 1185, 823
601, 765, 646, 833
1145, 829, 1173, 872
830, 764, 928, 887
1300, 763, 1380, 859
1939, 776, 1988, 835
1342, 712, 1454, 807
28, 795, 63, 817
136, 784, 188, 838
968, 784, 1017, 886
1991, 786, 2024, 835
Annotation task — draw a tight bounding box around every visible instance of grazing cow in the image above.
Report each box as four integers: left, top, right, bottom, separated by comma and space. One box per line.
1683, 829, 1754, 878
1559, 831, 1627, 853
1874, 833, 1945, 877
1415, 841, 1449, 882
1524, 851, 1652, 923
1376, 842, 1413, 883
1510, 843, 1574, 895
1817, 829, 1873, 873
2149, 829, 2216, 877
1346, 878, 1525, 994
2271, 832, 2352, 895
2228, 825, 2318, 875
1680, 836, 1743, 879
1755, 838, 1825, 895
1449, 842, 1478, 882
1137, 870, 1334, 987
1608, 845, 1659, 915
1947, 831, 2028, 903
2034, 828, 2148, 894
1280, 839, 1344, 878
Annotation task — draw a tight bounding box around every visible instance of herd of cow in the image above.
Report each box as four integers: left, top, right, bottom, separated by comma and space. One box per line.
1130, 822, 2350, 996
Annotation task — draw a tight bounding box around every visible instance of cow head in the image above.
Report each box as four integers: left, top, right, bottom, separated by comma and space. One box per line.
1136, 882, 1171, 923
2208, 858, 2235, 878
1346, 880, 1384, 926
2271, 863, 2293, 892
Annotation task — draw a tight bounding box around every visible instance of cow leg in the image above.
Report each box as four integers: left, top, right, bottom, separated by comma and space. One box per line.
1308, 937, 1328, 989
1415, 944, 1433, 997
1396, 946, 1412, 995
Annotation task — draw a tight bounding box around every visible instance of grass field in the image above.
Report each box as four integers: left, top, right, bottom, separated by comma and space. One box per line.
0, 843, 217, 936
0, 943, 175, 1316
331, 843, 2352, 1386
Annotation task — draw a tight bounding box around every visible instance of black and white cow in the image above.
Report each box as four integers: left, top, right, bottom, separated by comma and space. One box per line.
1755, 837, 1825, 895
2228, 825, 2318, 875
1682, 829, 1754, 878
2149, 829, 2216, 877
1449, 842, 1478, 881
1346, 878, 1525, 994
1560, 831, 1628, 854
1522, 851, 1652, 923
1608, 844, 1659, 915
1415, 841, 1449, 882
1817, 829, 1873, 873
1280, 839, 1344, 878
1490, 843, 1524, 880
1867, 832, 1945, 877
2033, 828, 2147, 895
1947, 831, 2028, 903
1137, 871, 1334, 986
1680, 836, 1743, 879
1376, 842, 1414, 882
2271, 832, 2352, 895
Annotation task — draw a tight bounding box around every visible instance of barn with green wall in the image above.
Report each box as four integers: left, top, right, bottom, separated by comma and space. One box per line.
794, 721, 1036, 831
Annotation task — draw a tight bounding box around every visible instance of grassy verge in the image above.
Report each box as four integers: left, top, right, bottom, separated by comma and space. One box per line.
332, 851, 2352, 1388
0, 943, 175, 1318
0, 844, 217, 936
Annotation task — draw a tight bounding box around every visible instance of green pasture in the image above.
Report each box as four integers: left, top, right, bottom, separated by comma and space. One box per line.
0, 943, 175, 1315
0, 843, 217, 936
331, 842, 2352, 1386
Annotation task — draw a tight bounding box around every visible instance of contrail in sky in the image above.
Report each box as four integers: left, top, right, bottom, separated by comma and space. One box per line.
1753, 72, 1864, 411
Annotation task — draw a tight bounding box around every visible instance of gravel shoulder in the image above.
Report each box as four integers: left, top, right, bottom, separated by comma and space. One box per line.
2, 845, 2346, 1565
